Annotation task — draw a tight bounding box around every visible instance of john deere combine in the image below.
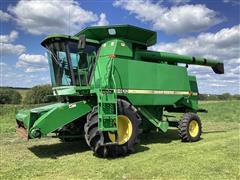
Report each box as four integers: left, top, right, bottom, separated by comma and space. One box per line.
16, 25, 224, 157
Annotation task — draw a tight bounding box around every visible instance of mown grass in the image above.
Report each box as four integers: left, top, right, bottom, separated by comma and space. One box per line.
0, 101, 239, 180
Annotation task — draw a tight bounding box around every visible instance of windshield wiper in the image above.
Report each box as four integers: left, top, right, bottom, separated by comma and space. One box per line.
45, 45, 62, 67
46, 45, 71, 86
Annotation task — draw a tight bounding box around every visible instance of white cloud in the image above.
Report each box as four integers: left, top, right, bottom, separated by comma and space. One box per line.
223, 0, 240, 5
229, 58, 240, 64
229, 66, 240, 75
169, 0, 191, 5
0, 62, 7, 66
1, 62, 50, 87
0, 10, 12, 21
113, 0, 223, 34
8, 0, 109, 35
0, 43, 26, 55
0, 31, 26, 55
0, 30, 18, 43
151, 25, 240, 59
16, 53, 48, 72
209, 83, 226, 87
151, 25, 240, 94
94, 13, 109, 26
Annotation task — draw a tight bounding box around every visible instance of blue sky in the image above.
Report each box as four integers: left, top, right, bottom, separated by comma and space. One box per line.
0, 0, 239, 94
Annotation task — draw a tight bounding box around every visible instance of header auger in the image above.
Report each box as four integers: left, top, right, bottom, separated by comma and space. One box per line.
16, 25, 224, 158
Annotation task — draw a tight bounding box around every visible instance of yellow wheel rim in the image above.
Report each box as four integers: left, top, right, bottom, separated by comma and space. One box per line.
189, 120, 199, 137
108, 115, 133, 145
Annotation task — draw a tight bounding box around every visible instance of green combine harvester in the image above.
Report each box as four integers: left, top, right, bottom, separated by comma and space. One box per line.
16, 25, 224, 157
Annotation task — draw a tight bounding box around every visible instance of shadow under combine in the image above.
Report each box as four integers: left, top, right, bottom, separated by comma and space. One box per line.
202, 130, 226, 134
28, 129, 183, 159
140, 129, 180, 145
28, 139, 89, 159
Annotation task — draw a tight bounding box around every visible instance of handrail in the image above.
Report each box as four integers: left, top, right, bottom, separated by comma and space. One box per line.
110, 58, 117, 91
109, 58, 118, 123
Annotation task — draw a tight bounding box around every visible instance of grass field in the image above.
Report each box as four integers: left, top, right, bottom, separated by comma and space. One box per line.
0, 101, 239, 179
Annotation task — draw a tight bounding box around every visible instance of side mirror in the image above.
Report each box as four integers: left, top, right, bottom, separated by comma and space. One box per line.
78, 35, 86, 50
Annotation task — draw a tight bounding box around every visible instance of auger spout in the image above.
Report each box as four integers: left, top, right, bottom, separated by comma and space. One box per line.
136, 50, 224, 74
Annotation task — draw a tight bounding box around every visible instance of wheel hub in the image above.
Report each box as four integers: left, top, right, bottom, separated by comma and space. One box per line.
189, 120, 199, 137
108, 115, 133, 145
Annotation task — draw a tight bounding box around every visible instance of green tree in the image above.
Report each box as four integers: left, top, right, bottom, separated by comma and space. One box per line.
199, 94, 208, 100
0, 88, 22, 104
218, 93, 231, 100
24, 84, 56, 104
232, 94, 240, 100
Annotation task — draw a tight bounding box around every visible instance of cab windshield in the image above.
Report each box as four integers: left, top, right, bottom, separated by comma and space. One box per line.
45, 39, 98, 87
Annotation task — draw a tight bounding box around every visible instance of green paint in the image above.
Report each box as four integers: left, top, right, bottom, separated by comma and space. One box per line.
16, 109, 31, 128
138, 107, 169, 132
97, 90, 118, 131
29, 101, 91, 138
75, 24, 156, 46
52, 86, 78, 96
16, 25, 224, 139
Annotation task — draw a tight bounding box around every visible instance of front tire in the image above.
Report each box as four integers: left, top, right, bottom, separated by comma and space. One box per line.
178, 113, 202, 142
58, 125, 76, 142
84, 99, 141, 157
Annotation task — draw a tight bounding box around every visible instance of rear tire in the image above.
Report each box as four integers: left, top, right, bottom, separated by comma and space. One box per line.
178, 113, 202, 142
84, 99, 141, 157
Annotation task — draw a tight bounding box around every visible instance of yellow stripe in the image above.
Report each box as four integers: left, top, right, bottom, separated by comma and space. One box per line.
113, 89, 198, 96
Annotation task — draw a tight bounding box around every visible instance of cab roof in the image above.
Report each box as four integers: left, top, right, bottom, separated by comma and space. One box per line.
41, 34, 99, 47
41, 25, 157, 47
75, 24, 157, 47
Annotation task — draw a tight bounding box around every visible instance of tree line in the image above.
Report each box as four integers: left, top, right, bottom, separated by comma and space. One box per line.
0, 85, 239, 104
0, 85, 56, 104
199, 93, 240, 101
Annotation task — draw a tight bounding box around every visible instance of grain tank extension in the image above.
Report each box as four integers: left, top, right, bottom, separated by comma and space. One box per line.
16, 25, 224, 157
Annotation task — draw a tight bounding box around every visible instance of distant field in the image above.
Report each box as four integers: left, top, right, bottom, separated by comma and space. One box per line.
15, 89, 30, 102
0, 101, 239, 179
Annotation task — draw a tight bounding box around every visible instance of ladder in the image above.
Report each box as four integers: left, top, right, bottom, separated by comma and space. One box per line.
97, 57, 118, 131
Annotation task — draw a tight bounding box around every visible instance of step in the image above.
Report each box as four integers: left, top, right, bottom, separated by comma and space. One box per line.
101, 142, 118, 146
101, 114, 117, 118
100, 100, 117, 104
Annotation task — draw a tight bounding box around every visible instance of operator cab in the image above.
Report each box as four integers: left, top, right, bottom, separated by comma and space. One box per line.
41, 35, 99, 87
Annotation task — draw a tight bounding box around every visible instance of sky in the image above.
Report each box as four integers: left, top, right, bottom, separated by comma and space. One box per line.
0, 0, 239, 94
